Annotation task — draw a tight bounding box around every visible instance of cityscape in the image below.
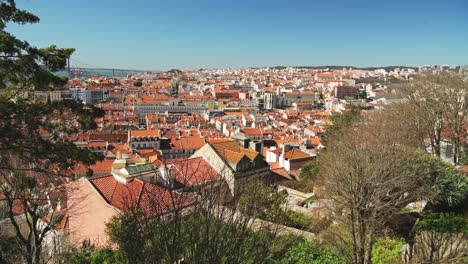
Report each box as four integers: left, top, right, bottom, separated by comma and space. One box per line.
0, 1, 467, 264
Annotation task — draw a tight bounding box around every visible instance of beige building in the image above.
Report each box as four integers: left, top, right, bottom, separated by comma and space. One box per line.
191, 140, 270, 198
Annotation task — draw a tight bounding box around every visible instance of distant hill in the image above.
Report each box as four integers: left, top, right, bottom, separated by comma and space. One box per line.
55, 68, 146, 78
268, 65, 418, 71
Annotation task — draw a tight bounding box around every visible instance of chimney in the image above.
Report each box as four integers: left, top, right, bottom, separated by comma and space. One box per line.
159, 165, 175, 188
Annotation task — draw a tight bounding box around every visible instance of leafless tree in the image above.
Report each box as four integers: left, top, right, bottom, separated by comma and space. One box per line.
0, 152, 70, 264
394, 73, 468, 163
318, 116, 443, 264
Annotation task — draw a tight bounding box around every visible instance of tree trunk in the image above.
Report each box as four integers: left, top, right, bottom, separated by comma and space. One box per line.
350, 209, 359, 264
364, 226, 374, 264
355, 211, 367, 264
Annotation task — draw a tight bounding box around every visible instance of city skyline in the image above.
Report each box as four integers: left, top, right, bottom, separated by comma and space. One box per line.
8, 0, 468, 70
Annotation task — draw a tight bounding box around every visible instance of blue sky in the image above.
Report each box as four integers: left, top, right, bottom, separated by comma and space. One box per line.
8, 0, 468, 70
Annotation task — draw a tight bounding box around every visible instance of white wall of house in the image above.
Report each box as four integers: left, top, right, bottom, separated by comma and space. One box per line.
191, 144, 236, 196
266, 149, 279, 163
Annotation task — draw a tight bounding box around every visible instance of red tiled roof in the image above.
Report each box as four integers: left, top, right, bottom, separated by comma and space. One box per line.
308, 137, 321, 145
268, 162, 280, 169
284, 148, 312, 161
129, 130, 161, 138
210, 140, 260, 164
89, 132, 127, 144
241, 128, 262, 137
271, 168, 293, 181
169, 157, 221, 187
73, 159, 115, 176
89, 175, 192, 215
224, 149, 246, 164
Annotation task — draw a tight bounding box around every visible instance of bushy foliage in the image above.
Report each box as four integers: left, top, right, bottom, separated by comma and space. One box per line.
267, 234, 305, 261
299, 160, 320, 182
281, 210, 313, 230
278, 240, 346, 264
69, 247, 127, 264
429, 167, 468, 208
416, 213, 468, 234
107, 212, 276, 264
371, 238, 405, 264
237, 182, 286, 222
0, 236, 22, 263
322, 106, 362, 144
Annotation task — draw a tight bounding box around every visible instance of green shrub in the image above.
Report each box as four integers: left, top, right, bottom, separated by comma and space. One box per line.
268, 234, 305, 261
416, 213, 468, 233
279, 240, 346, 264
69, 247, 127, 264
371, 238, 405, 264
299, 161, 320, 181
282, 211, 313, 230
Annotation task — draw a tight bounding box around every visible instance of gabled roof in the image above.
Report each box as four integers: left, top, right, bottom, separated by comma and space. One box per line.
169, 157, 221, 187
271, 167, 293, 181
284, 148, 312, 161
224, 149, 246, 164
241, 128, 262, 137
89, 175, 192, 215
210, 140, 260, 165
239, 148, 260, 160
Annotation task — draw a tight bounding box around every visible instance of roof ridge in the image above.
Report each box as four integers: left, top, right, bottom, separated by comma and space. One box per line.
107, 178, 118, 203
88, 173, 113, 180
88, 175, 118, 205
135, 179, 145, 207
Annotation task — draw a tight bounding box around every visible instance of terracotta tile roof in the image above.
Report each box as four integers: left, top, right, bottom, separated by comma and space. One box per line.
82, 141, 108, 148
210, 140, 261, 166
211, 140, 242, 154
129, 130, 161, 138
241, 128, 262, 137
268, 162, 280, 169
289, 169, 301, 177
224, 149, 246, 164
239, 148, 259, 160
205, 138, 231, 144
316, 73, 337, 78
89, 175, 122, 206
73, 159, 115, 176
284, 148, 312, 161
271, 167, 293, 180
89, 175, 192, 215
308, 137, 321, 145
89, 132, 127, 144
169, 157, 221, 187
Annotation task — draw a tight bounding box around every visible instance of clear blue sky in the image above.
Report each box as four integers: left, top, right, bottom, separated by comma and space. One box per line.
8, 0, 468, 70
